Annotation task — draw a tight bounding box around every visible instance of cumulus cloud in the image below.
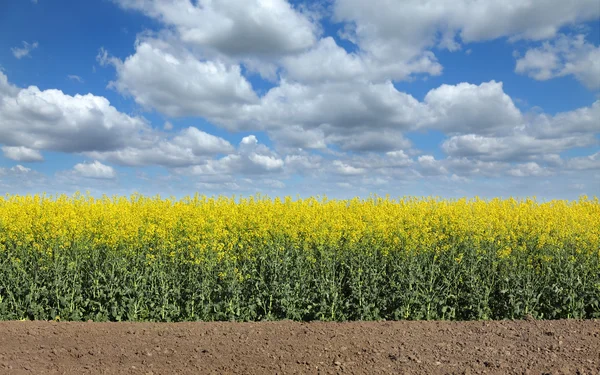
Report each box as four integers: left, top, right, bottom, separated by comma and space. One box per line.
248, 153, 284, 171
113, 0, 599, 87
326, 130, 412, 152
443, 158, 509, 178
2, 146, 44, 162
281, 36, 442, 83
246, 80, 426, 134
566, 152, 600, 170
281, 37, 365, 83
175, 135, 284, 177
323, 0, 600, 87
104, 43, 597, 171
515, 34, 600, 89
333, 0, 599, 58
5, 55, 598, 195
5, 0, 600, 199
73, 161, 116, 179
524, 100, 600, 138
249, 80, 596, 160
0, 71, 149, 154
284, 153, 323, 173
11, 41, 38, 59
105, 39, 259, 119
417, 155, 448, 176
113, 0, 318, 57
108, 48, 430, 143
435, 96, 599, 169
92, 6, 595, 171
268, 126, 327, 150
332, 160, 366, 176
10, 165, 32, 174
423, 81, 523, 135
86, 127, 234, 167
0, 73, 19, 97
508, 162, 553, 177
103, 27, 596, 165
441, 134, 593, 162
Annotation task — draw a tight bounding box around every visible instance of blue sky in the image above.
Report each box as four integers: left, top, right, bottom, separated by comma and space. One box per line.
0, 0, 599, 199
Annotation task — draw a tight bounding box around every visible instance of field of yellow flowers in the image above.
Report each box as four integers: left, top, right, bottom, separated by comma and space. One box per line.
0, 193, 599, 322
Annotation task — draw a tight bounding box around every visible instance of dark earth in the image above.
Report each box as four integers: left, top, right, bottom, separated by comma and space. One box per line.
0, 319, 599, 374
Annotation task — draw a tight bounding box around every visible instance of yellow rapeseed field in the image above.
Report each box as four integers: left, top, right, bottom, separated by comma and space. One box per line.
0, 193, 599, 322
1, 193, 598, 259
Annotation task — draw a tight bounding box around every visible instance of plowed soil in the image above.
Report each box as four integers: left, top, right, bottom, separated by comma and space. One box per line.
0, 319, 598, 374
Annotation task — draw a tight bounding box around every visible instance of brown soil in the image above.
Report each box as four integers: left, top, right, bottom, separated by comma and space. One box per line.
0, 320, 598, 375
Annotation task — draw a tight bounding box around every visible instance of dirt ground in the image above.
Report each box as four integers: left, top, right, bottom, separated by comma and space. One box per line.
0, 319, 598, 375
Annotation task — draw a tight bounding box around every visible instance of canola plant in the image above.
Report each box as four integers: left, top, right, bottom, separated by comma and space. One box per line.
0, 193, 598, 322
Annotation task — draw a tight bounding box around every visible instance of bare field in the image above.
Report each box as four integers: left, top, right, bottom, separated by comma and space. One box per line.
0, 319, 599, 374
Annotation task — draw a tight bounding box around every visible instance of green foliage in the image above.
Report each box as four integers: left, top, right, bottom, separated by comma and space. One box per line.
1, 235, 598, 322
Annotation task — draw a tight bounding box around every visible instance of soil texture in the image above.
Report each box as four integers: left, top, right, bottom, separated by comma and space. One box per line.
0, 319, 599, 374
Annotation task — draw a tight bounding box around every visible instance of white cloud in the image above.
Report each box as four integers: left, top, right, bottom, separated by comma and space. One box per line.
325, 130, 412, 152
417, 155, 448, 176
2, 146, 44, 162
284, 153, 322, 173
408, 156, 512, 179
114, 64, 428, 143
434, 96, 600, 164
11, 41, 38, 59
441, 134, 593, 162
524, 100, 600, 138
105, 28, 596, 163
0, 73, 19, 97
281, 37, 366, 83
240, 135, 258, 147
106, 39, 259, 119
175, 135, 284, 177
423, 81, 523, 135
323, 0, 600, 87
261, 178, 286, 189
332, 160, 366, 176
268, 126, 327, 150
11, 165, 32, 174
4, 0, 598, 199
515, 34, 600, 89
248, 153, 284, 171
246, 79, 426, 134
67, 75, 84, 83
443, 158, 509, 178
112, 0, 599, 89
281, 36, 442, 83
247, 80, 590, 157
508, 162, 552, 177
95, 12, 598, 170
333, 0, 600, 58
113, 0, 318, 57
0, 72, 150, 154
73, 160, 116, 179
0, 165, 36, 180
86, 127, 234, 167
108, 52, 594, 166
566, 152, 600, 170
311, 152, 415, 180
0, 164, 47, 194
173, 127, 234, 155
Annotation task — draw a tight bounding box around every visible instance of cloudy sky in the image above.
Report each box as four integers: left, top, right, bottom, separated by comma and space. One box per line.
0, 0, 599, 199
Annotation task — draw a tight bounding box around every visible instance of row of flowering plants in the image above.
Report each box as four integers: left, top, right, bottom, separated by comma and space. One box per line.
0, 193, 598, 321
